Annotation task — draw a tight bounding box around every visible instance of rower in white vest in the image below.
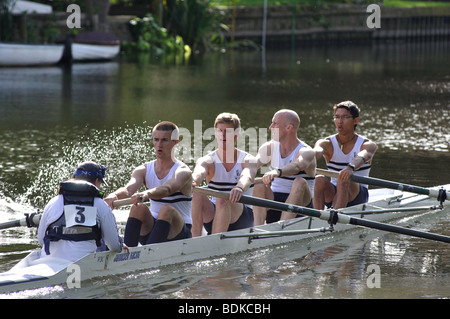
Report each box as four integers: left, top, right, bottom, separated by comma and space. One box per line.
104, 121, 193, 246
191, 112, 257, 237
253, 109, 316, 226
313, 101, 378, 209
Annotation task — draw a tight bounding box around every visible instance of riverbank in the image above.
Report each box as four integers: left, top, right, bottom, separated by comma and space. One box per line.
217, 4, 450, 45
105, 4, 450, 46
9, 4, 450, 46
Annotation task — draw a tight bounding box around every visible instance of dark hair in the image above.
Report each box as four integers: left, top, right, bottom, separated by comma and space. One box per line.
333, 101, 360, 118
333, 101, 360, 129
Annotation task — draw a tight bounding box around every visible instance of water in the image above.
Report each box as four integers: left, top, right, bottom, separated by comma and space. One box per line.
0, 40, 449, 299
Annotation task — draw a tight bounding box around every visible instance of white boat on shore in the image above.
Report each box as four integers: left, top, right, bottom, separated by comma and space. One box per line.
0, 178, 448, 294
0, 43, 64, 66
8, 0, 53, 15
71, 32, 120, 62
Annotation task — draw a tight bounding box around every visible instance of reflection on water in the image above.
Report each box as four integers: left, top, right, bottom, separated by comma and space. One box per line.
0, 40, 449, 298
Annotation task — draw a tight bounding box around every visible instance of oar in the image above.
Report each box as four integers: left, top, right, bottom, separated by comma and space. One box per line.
0, 212, 41, 230
112, 198, 134, 207
316, 168, 448, 203
110, 178, 265, 208
193, 187, 450, 244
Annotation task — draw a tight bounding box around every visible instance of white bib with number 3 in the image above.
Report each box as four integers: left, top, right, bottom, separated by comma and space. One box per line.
64, 204, 97, 228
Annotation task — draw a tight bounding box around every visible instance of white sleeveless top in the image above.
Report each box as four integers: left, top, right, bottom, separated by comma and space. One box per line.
144, 161, 192, 224
270, 141, 315, 194
207, 150, 254, 204
326, 135, 371, 188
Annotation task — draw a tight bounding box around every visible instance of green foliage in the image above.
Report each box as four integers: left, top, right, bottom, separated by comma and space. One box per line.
0, 1, 60, 43
122, 13, 186, 57
164, 0, 230, 52
122, 0, 235, 63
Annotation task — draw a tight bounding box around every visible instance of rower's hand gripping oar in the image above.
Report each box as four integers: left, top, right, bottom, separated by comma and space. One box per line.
316, 168, 448, 204
112, 198, 134, 207
109, 177, 265, 209
193, 186, 450, 244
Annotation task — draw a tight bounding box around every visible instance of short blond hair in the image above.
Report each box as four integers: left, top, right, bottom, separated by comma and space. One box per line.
214, 112, 241, 130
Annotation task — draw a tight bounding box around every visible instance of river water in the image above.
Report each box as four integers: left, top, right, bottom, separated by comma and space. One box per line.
0, 40, 449, 299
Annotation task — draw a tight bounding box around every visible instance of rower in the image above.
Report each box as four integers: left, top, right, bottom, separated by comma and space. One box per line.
191, 113, 257, 237
253, 109, 316, 225
313, 101, 378, 209
104, 121, 193, 246
37, 161, 125, 262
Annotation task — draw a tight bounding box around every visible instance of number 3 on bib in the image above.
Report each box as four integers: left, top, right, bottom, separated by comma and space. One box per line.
64, 205, 97, 228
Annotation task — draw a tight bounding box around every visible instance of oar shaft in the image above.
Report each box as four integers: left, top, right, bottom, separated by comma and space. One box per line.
0, 213, 41, 230
193, 187, 450, 244
349, 217, 450, 243
316, 168, 447, 201
0, 219, 22, 230
193, 186, 348, 223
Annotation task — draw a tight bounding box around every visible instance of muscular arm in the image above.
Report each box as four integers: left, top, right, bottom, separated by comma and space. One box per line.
282, 146, 316, 178
261, 144, 317, 185
339, 139, 377, 181
313, 138, 333, 163
104, 165, 146, 208
255, 141, 272, 170
136, 164, 192, 203
191, 155, 214, 187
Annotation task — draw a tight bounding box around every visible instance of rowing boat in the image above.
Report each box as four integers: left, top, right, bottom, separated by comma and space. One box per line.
0, 43, 64, 66
0, 182, 448, 294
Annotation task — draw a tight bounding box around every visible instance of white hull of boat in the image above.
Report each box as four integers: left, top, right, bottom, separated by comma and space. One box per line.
0, 185, 447, 294
0, 43, 64, 66
72, 43, 120, 61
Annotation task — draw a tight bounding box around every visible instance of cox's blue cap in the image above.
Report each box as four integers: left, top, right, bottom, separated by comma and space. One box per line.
73, 161, 108, 186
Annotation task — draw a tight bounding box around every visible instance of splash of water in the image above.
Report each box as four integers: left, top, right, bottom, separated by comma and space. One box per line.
16, 124, 155, 209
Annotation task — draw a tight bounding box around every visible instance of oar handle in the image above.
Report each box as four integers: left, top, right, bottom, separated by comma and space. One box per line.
112, 197, 151, 208
316, 168, 447, 202
112, 198, 133, 207
110, 178, 263, 209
